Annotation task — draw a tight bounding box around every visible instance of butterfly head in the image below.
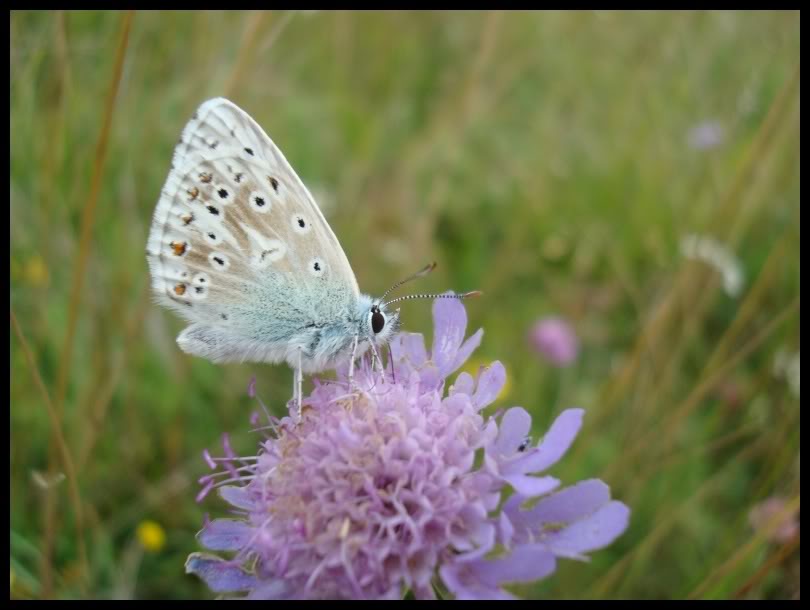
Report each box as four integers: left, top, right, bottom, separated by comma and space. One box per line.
357, 262, 481, 351
364, 301, 401, 347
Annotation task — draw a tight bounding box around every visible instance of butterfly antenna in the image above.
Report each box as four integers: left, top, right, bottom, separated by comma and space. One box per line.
379, 262, 438, 303
383, 290, 482, 308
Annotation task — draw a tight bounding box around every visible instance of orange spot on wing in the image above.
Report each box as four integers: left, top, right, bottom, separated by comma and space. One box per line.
187, 187, 199, 201
170, 241, 188, 256
174, 283, 186, 295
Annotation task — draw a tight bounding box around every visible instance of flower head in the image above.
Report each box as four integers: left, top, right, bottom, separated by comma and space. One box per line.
687, 119, 725, 150
529, 317, 579, 367
187, 298, 628, 599
749, 497, 800, 544
137, 520, 167, 553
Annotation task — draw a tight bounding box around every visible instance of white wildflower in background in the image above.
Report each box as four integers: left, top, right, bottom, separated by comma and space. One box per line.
773, 350, 800, 399
680, 234, 744, 297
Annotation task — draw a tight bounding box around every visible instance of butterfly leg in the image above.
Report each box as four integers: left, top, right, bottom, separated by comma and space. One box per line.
369, 341, 383, 374
348, 335, 359, 391
296, 349, 303, 419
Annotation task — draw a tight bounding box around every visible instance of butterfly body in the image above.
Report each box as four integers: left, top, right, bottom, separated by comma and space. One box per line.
146, 98, 401, 379
147, 98, 475, 411
175, 292, 400, 374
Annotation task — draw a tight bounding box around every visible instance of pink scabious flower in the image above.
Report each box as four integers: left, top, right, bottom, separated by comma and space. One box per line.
749, 497, 800, 544
529, 317, 579, 367
187, 298, 629, 599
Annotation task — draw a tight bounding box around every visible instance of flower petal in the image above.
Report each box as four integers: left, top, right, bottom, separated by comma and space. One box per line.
450, 371, 475, 397
451, 328, 484, 373
454, 522, 496, 562
493, 407, 531, 457
502, 408, 583, 475
218, 485, 254, 510
432, 296, 467, 376
394, 332, 428, 367
439, 563, 515, 600
472, 543, 557, 585
499, 511, 515, 547
198, 519, 253, 551
245, 580, 292, 599
441, 544, 556, 599
418, 362, 442, 392
544, 501, 630, 558
185, 553, 257, 592
505, 479, 612, 538
472, 362, 506, 410
503, 474, 560, 498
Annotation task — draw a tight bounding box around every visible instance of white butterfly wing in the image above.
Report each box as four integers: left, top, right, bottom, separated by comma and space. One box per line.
146, 98, 360, 365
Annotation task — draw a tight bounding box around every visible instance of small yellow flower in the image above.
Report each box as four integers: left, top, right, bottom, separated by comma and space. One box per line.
460, 358, 512, 402
24, 255, 49, 288
136, 520, 166, 553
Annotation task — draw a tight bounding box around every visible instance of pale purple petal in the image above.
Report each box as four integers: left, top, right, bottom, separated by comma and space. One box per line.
417, 362, 442, 392
185, 553, 257, 592
531, 479, 611, 523
503, 474, 560, 498
245, 581, 292, 599
432, 296, 467, 376
502, 408, 583, 475
441, 544, 556, 599
499, 511, 514, 547
439, 563, 515, 600
543, 501, 630, 557
198, 519, 254, 551
450, 371, 475, 396
505, 479, 611, 537
493, 407, 532, 457
392, 332, 428, 367
470, 543, 557, 585
218, 485, 254, 510
451, 328, 484, 373
472, 362, 506, 410
454, 522, 496, 562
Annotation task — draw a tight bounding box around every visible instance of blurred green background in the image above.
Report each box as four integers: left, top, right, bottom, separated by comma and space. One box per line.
10, 10, 800, 600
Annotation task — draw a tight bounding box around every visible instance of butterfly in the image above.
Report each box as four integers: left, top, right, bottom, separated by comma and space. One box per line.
146, 98, 479, 414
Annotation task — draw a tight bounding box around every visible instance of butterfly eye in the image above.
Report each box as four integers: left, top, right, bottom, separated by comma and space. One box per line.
371, 310, 385, 334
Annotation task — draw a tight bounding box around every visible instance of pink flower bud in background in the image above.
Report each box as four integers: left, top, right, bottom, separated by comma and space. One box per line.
749, 497, 800, 544
529, 317, 579, 367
